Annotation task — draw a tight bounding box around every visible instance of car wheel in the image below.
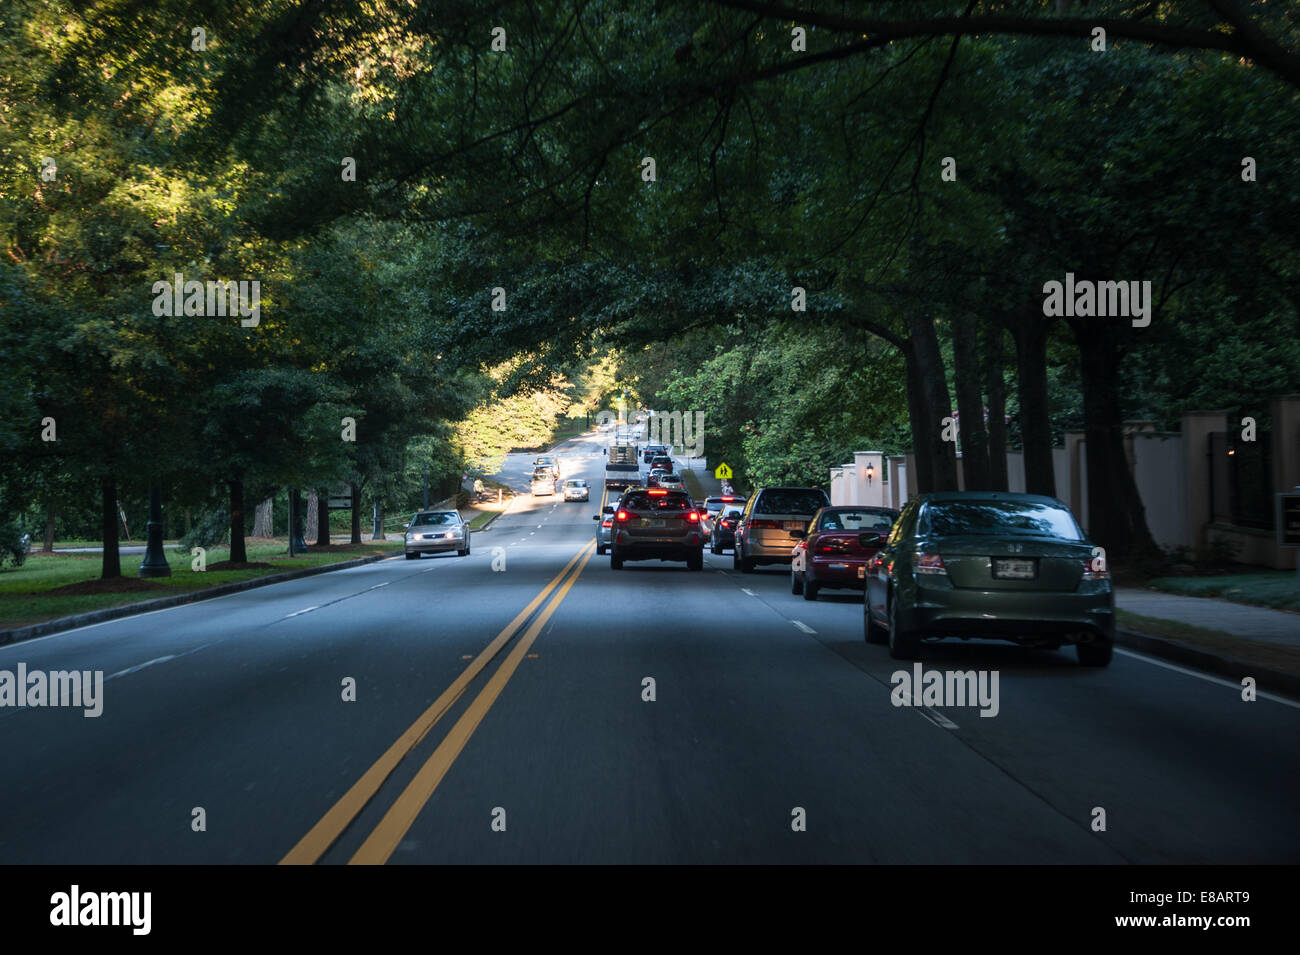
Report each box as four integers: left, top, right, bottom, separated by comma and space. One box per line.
1076, 637, 1114, 667
597, 544, 606, 555
803, 579, 819, 601
611, 552, 623, 570
404, 551, 417, 560
732, 546, 742, 571
711, 538, 722, 555
457, 547, 469, 557
686, 550, 703, 571
888, 593, 920, 660
791, 571, 803, 595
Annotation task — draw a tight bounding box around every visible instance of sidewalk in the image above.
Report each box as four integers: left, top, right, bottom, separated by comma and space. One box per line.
1113, 586, 1300, 696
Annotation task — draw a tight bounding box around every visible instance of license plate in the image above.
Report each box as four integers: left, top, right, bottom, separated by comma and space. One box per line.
993, 558, 1036, 579
640, 518, 665, 528
857, 565, 866, 579
784, 521, 805, 531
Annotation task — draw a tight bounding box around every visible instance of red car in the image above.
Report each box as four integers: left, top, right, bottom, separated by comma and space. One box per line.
791, 506, 899, 601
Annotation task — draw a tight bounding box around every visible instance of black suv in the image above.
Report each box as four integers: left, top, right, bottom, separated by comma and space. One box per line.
610, 488, 704, 570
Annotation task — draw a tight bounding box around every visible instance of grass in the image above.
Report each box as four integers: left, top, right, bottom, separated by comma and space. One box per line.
1116, 610, 1300, 677
680, 468, 707, 501
0, 540, 401, 631
467, 511, 497, 530
1143, 572, 1300, 612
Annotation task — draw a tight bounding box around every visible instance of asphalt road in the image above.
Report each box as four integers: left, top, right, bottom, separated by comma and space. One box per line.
1, 435, 1297, 864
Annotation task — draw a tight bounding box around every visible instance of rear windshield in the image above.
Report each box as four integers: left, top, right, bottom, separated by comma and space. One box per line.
412, 512, 459, 526
755, 489, 830, 515
621, 492, 691, 511
819, 509, 897, 532
920, 501, 1083, 540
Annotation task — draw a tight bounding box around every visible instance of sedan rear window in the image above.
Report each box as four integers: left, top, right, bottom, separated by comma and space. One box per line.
755, 489, 830, 515
819, 510, 897, 532
921, 501, 1083, 540
621, 491, 691, 511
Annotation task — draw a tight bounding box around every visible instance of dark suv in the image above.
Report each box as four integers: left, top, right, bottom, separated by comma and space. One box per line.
649, 454, 674, 474
610, 488, 704, 570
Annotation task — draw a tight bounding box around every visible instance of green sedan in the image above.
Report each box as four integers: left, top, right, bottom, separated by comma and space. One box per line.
863, 492, 1114, 666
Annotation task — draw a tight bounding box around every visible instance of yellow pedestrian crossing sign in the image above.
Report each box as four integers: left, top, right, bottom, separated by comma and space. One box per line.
714, 462, 733, 480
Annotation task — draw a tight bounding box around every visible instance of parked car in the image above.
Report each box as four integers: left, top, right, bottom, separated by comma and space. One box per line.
404, 510, 471, 558
563, 478, 590, 501
642, 444, 669, 463
709, 507, 744, 554
733, 486, 831, 572
791, 506, 899, 601
593, 500, 619, 554
609, 488, 704, 570
863, 492, 1114, 665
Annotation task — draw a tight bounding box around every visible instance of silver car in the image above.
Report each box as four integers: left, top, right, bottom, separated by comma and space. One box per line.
593, 499, 618, 554
563, 478, 590, 501
404, 510, 471, 558
733, 486, 830, 572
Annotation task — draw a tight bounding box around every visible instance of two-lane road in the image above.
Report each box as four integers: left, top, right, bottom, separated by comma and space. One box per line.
1, 441, 1296, 863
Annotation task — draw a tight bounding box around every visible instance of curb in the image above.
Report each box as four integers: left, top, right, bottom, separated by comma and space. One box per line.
1116, 627, 1300, 700
0, 550, 399, 647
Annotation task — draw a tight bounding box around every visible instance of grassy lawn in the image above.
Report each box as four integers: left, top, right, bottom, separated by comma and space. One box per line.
1144, 572, 1300, 612
680, 469, 707, 500
1116, 610, 1300, 677
0, 541, 401, 631
467, 511, 497, 530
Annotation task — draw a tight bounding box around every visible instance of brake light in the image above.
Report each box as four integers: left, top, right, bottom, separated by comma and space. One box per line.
616, 510, 629, 522
720, 520, 731, 528
1082, 559, 1109, 580
751, 519, 783, 529
915, 552, 947, 575
720, 496, 735, 501
648, 489, 667, 496
601, 519, 612, 528
686, 511, 699, 522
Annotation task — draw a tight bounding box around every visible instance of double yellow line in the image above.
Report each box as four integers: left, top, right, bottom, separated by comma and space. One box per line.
280, 539, 596, 865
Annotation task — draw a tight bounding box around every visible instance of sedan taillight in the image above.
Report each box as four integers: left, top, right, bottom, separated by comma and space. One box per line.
915, 552, 947, 575
686, 511, 699, 523
1082, 559, 1109, 580
616, 510, 629, 522
720, 520, 731, 528
601, 519, 612, 528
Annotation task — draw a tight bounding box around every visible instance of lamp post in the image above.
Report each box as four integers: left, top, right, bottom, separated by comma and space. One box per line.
865, 463, 875, 486
138, 485, 172, 577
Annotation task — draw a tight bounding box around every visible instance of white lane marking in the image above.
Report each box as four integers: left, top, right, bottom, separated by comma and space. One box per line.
896, 690, 960, 729
741, 588, 757, 597
284, 605, 319, 618
1115, 648, 1300, 709
791, 620, 816, 634
369, 582, 390, 590
107, 643, 211, 681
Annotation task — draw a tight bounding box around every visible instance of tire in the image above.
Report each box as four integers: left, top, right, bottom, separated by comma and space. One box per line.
597, 544, 606, 555
888, 593, 920, 660
404, 551, 417, 560
686, 549, 703, 571
611, 552, 624, 570
803, 580, 819, 601
791, 571, 803, 594
457, 547, 469, 557
1076, 637, 1114, 667
733, 547, 742, 571
711, 538, 722, 555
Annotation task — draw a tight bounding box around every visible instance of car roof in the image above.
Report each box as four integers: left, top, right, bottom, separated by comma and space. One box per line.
917, 491, 1066, 506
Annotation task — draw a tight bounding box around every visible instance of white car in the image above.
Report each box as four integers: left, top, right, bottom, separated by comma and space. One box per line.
404, 511, 471, 558
656, 473, 685, 492
563, 479, 590, 501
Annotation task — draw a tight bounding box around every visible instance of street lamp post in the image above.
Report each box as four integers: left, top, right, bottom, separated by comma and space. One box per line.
138, 485, 172, 577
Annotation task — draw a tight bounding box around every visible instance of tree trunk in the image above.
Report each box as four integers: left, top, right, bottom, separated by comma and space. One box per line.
350, 483, 362, 544
316, 490, 331, 546
372, 500, 386, 541
305, 489, 319, 543
251, 498, 273, 537
1012, 319, 1056, 496
1071, 322, 1160, 560
984, 323, 1009, 491
100, 476, 121, 579
903, 346, 935, 493
950, 314, 992, 491
908, 312, 959, 491
42, 504, 56, 553
229, 476, 247, 564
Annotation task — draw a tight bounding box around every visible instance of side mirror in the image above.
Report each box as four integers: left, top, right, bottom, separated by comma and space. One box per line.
858, 532, 884, 547
592, 515, 600, 520
402, 522, 410, 529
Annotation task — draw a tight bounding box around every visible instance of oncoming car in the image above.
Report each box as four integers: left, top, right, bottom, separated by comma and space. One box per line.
563, 478, 590, 501
404, 510, 471, 558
